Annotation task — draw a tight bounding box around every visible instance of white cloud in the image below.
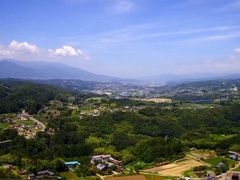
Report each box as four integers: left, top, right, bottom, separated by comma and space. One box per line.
112, 0, 135, 13
49, 45, 90, 60
0, 45, 13, 56
9, 40, 39, 53
0, 41, 90, 61
0, 40, 40, 59
234, 48, 240, 53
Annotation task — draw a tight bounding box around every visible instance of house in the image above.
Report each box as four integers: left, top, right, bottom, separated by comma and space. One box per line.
28, 173, 35, 179
17, 110, 31, 121
91, 154, 123, 173
109, 157, 122, 165
18, 169, 27, 175
64, 161, 80, 168
91, 154, 111, 164
2, 118, 13, 123
230, 154, 239, 161
229, 151, 239, 161
37, 170, 54, 176
232, 173, 239, 180
97, 164, 107, 171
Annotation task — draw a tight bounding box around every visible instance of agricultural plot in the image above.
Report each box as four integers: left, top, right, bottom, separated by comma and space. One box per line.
143, 159, 205, 177
105, 175, 147, 180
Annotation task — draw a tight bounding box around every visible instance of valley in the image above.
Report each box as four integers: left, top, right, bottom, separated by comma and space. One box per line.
0, 79, 240, 179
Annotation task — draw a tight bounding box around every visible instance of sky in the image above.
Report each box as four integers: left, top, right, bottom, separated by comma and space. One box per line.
0, 0, 240, 78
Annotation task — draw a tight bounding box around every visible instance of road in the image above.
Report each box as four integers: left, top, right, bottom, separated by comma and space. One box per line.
0, 140, 12, 144
30, 117, 46, 130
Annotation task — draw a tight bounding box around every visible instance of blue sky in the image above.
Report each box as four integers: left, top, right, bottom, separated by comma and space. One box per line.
0, 0, 240, 77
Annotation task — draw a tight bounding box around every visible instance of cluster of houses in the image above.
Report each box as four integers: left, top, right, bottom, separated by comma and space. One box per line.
1, 117, 14, 123
1, 111, 45, 139
79, 105, 143, 119
17, 110, 32, 120
11, 123, 44, 139
28, 170, 55, 179
80, 109, 101, 117
27, 161, 80, 179
91, 154, 123, 173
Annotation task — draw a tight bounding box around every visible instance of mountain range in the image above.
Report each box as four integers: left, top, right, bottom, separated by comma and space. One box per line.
0, 59, 124, 82
0, 59, 240, 84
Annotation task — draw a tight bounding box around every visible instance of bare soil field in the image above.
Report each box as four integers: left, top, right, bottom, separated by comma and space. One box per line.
143, 159, 204, 177
105, 175, 147, 180
133, 98, 172, 103
189, 150, 216, 160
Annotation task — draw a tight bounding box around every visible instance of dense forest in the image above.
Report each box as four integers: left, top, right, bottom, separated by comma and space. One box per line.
0, 79, 240, 178
0, 79, 69, 114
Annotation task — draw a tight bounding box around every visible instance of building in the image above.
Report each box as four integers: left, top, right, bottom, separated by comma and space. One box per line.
91, 154, 123, 172
232, 173, 239, 180
64, 161, 80, 168
229, 151, 239, 161
28, 170, 55, 179
96, 164, 107, 171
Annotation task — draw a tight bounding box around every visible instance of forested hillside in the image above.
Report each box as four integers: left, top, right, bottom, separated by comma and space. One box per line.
0, 79, 68, 114
1, 79, 240, 179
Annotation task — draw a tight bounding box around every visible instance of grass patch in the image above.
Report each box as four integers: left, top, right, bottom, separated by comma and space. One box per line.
0, 122, 9, 129
126, 161, 154, 171
232, 166, 240, 172
204, 157, 237, 167
15, 120, 36, 126
183, 168, 198, 178
209, 134, 235, 141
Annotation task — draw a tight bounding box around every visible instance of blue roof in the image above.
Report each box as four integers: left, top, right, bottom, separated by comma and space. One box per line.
64, 161, 80, 166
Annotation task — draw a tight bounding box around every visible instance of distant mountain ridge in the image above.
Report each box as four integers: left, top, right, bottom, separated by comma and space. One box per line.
142, 73, 240, 84
1, 59, 240, 84
0, 59, 126, 82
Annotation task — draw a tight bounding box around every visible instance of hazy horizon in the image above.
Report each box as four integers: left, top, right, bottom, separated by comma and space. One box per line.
0, 0, 240, 78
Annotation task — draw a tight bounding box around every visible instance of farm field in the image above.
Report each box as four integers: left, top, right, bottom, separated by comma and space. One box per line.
105, 175, 147, 180
143, 159, 205, 177
133, 98, 172, 103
